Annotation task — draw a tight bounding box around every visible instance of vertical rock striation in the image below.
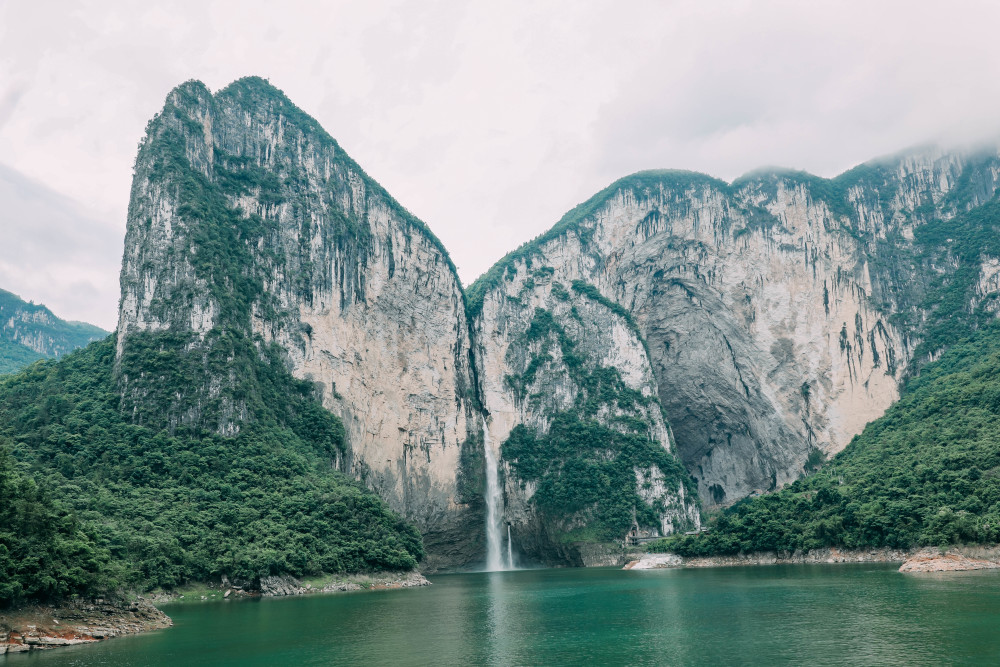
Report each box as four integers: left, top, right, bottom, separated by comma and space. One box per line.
474, 269, 700, 562
117, 76, 1000, 565
116, 78, 480, 567
469, 147, 1000, 508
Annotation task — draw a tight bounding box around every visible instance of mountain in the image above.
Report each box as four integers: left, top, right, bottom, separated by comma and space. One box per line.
110, 77, 702, 568
5, 75, 1000, 608
0, 288, 107, 374
114, 78, 481, 568
470, 149, 1000, 512
660, 317, 1000, 556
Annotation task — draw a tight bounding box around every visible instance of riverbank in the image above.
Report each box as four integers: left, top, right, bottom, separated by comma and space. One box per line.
249, 570, 430, 597
1, 570, 430, 655
624, 545, 1000, 572
898, 546, 1000, 573
0, 598, 171, 655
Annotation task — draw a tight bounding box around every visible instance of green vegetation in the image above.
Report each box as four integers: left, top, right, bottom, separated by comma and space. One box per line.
505, 413, 693, 542
0, 338, 422, 609
654, 321, 1000, 557
0, 447, 104, 608
904, 200, 1000, 364
502, 303, 696, 541
0, 339, 43, 375
0, 288, 107, 374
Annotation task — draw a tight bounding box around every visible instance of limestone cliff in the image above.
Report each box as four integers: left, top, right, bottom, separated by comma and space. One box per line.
117, 76, 1000, 565
0, 288, 107, 374
476, 272, 699, 563
469, 147, 1000, 508
116, 78, 481, 566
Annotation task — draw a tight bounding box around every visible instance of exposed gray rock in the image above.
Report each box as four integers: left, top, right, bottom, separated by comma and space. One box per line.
258, 575, 304, 597
0, 288, 107, 373
116, 78, 481, 566
474, 270, 699, 561
624, 553, 683, 569
471, 147, 1000, 507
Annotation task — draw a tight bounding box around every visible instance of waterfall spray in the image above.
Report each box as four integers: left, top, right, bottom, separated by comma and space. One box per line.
483, 417, 505, 571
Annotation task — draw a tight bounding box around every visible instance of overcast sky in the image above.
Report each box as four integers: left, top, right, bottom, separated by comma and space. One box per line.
3, 1, 1000, 330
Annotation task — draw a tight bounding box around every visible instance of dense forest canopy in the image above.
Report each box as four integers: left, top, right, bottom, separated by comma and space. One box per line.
0, 338, 422, 609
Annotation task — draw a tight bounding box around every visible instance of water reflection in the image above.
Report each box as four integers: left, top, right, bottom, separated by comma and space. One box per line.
485, 571, 515, 666
10, 565, 1000, 666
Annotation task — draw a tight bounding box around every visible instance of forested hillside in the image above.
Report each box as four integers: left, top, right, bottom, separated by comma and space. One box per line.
0, 338, 422, 609
0, 288, 107, 374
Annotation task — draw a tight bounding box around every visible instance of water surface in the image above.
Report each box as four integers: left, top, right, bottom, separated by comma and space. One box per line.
8, 564, 1000, 666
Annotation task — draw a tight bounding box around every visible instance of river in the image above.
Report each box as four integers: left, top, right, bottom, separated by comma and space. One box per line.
8, 564, 1000, 665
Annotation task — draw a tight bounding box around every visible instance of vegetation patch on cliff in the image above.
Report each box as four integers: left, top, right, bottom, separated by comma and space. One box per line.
502, 303, 696, 542
505, 412, 693, 541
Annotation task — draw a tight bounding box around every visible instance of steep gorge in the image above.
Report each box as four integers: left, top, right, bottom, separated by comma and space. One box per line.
112, 77, 1000, 568
470, 150, 1000, 511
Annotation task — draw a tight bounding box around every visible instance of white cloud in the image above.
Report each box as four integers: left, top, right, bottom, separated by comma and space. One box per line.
0, 164, 120, 329
2, 0, 1000, 327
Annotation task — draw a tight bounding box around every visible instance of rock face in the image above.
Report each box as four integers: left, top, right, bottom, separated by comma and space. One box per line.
254, 571, 430, 596
116, 78, 481, 566
119, 77, 1000, 566
0, 288, 107, 373
0, 599, 171, 655
469, 148, 1000, 508
624, 553, 683, 569
623, 546, 916, 569
899, 548, 1000, 573
474, 272, 699, 562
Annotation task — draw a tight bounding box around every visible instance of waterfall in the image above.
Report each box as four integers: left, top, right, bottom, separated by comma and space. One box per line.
483, 417, 505, 571
507, 524, 514, 569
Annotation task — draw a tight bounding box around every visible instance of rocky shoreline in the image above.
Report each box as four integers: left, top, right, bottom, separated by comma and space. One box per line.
0, 598, 171, 655
898, 546, 1000, 573
255, 570, 430, 597
624, 545, 1000, 573
1, 570, 430, 655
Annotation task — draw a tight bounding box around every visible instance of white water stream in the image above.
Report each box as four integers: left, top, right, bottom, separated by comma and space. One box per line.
483, 417, 513, 571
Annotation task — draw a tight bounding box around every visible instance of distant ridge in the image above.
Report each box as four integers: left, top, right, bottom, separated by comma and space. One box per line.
0, 288, 108, 374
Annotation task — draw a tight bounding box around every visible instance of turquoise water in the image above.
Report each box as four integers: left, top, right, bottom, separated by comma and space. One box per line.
8, 564, 1000, 666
